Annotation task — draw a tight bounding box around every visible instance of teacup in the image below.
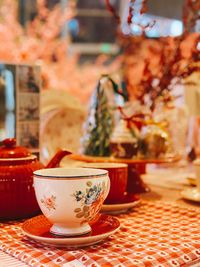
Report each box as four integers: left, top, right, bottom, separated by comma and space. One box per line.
33, 168, 110, 236
81, 163, 128, 204
193, 159, 200, 192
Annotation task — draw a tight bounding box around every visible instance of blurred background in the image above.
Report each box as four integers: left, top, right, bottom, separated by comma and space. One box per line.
0, 0, 199, 162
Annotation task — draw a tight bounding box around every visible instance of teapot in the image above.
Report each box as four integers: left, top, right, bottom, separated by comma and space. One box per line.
0, 138, 71, 220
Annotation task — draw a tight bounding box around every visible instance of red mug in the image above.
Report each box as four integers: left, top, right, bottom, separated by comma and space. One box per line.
82, 163, 128, 204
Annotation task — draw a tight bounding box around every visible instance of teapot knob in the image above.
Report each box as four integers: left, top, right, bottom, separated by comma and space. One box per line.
3, 138, 16, 148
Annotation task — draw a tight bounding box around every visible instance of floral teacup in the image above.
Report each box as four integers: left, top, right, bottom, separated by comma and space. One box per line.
81, 163, 128, 204
33, 168, 110, 236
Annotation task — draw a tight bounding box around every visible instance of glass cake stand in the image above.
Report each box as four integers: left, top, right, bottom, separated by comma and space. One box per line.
69, 154, 180, 194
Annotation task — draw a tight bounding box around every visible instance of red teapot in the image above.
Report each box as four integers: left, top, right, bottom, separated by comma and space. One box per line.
0, 138, 71, 220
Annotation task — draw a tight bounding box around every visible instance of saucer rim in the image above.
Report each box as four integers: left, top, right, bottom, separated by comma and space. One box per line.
181, 188, 200, 202
102, 199, 141, 212
187, 176, 197, 186
22, 214, 120, 247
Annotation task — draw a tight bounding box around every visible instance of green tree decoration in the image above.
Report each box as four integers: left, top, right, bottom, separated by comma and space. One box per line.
81, 76, 114, 156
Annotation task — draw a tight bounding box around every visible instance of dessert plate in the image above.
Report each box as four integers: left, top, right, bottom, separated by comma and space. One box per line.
181, 188, 200, 202
22, 214, 120, 248
102, 194, 141, 214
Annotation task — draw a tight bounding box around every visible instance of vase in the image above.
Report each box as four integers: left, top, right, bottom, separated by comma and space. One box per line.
153, 102, 189, 159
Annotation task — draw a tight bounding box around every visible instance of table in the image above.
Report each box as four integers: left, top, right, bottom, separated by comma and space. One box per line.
142, 164, 200, 208
1, 165, 200, 267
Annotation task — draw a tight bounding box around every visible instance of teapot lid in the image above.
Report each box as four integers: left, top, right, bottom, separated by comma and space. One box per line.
0, 138, 31, 158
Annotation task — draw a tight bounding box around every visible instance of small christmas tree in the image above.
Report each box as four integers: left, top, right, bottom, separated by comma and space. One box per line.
81, 76, 114, 156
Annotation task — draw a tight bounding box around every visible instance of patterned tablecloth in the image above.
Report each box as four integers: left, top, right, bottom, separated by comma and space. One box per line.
0, 201, 200, 267
0, 251, 28, 267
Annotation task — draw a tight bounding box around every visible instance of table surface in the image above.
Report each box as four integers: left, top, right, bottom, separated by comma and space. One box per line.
142, 164, 200, 208
1, 163, 200, 267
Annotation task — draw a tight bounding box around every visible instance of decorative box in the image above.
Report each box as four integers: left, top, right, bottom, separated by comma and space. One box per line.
0, 63, 40, 157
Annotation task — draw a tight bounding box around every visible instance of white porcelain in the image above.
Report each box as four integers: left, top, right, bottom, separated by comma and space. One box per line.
34, 168, 110, 236
193, 159, 200, 191
181, 188, 200, 202
22, 214, 120, 248
40, 106, 86, 164
41, 90, 84, 115
101, 200, 141, 214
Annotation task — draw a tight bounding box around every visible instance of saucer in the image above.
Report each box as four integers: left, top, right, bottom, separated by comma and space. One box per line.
181, 188, 200, 202
22, 214, 120, 248
187, 175, 197, 186
102, 194, 141, 214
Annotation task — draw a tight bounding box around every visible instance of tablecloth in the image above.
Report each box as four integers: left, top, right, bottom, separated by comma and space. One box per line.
0, 201, 200, 267
0, 251, 29, 267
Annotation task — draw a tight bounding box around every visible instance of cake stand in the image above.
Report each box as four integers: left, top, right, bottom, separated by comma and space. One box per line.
69, 154, 181, 194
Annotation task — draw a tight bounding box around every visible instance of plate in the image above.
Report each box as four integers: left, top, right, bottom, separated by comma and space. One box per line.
181, 188, 200, 202
40, 107, 86, 164
102, 194, 141, 214
22, 214, 120, 248
41, 90, 84, 115
187, 175, 197, 186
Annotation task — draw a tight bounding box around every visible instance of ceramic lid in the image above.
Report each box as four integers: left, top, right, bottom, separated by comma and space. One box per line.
0, 138, 31, 158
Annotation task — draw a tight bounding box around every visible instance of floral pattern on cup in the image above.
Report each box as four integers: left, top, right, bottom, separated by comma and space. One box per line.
73, 181, 106, 223
40, 195, 56, 211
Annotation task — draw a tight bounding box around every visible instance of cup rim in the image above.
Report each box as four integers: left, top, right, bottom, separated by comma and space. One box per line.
81, 163, 128, 169
34, 167, 108, 179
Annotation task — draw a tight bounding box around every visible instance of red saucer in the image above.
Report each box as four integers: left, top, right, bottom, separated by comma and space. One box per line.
104, 193, 140, 205
102, 193, 141, 214
22, 214, 120, 247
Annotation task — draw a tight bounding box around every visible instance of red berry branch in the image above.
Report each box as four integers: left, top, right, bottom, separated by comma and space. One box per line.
127, 0, 136, 25
121, 0, 200, 110
140, 0, 148, 14
106, 0, 156, 39
183, 0, 200, 33
117, 106, 150, 130
105, 0, 121, 24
